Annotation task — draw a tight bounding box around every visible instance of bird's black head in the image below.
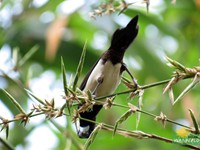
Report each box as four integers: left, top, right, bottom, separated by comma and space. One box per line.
110, 15, 139, 52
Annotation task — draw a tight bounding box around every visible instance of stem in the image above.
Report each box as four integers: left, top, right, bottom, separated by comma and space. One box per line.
95, 79, 171, 100
72, 100, 191, 130
140, 79, 171, 89
95, 89, 134, 100
166, 118, 191, 129
0, 112, 44, 125
150, 134, 200, 150
137, 107, 191, 129
94, 101, 191, 129
79, 117, 200, 150
102, 126, 200, 150
2, 89, 26, 114
104, 102, 191, 129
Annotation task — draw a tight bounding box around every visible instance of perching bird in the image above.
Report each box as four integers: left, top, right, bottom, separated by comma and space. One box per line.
78, 15, 139, 138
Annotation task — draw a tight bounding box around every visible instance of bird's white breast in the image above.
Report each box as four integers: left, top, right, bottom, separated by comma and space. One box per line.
83, 59, 121, 97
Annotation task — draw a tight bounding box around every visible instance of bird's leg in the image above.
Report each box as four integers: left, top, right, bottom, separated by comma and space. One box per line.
92, 75, 104, 95
121, 63, 138, 89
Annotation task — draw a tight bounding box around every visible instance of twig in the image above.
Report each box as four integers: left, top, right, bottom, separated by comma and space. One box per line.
80, 117, 200, 150
90, 100, 191, 129
0, 112, 44, 125
95, 79, 171, 100
140, 79, 171, 89
1, 73, 198, 149
103, 127, 200, 150
112, 103, 191, 129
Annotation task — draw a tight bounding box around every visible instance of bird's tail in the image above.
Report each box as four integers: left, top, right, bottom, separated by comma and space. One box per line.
110, 15, 139, 51
77, 105, 102, 138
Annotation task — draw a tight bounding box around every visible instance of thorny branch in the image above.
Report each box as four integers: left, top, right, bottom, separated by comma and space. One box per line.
89, 0, 177, 19
0, 45, 199, 149
79, 117, 200, 150
1, 70, 200, 149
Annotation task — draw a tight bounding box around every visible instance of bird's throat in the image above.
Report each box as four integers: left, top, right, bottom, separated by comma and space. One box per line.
102, 49, 125, 65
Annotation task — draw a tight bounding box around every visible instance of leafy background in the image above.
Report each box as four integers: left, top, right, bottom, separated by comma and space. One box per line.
0, 0, 200, 149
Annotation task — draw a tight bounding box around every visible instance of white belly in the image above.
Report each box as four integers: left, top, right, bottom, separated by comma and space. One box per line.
83, 60, 121, 97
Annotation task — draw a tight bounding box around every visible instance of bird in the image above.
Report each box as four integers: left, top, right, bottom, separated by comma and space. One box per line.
77, 15, 139, 138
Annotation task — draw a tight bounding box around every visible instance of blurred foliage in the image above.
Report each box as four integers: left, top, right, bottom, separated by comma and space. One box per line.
0, 0, 200, 150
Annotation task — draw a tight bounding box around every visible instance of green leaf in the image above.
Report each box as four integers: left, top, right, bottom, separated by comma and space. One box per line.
87, 90, 93, 101
113, 109, 133, 136
18, 45, 39, 68
165, 57, 186, 72
60, 55, 71, 115
189, 109, 200, 134
136, 90, 144, 129
61, 56, 68, 96
25, 89, 46, 105
0, 123, 9, 139
73, 41, 87, 91
173, 73, 200, 105
12, 47, 20, 66
84, 124, 102, 150
66, 101, 71, 116
1, 89, 26, 114
59, 101, 71, 117
113, 122, 119, 137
